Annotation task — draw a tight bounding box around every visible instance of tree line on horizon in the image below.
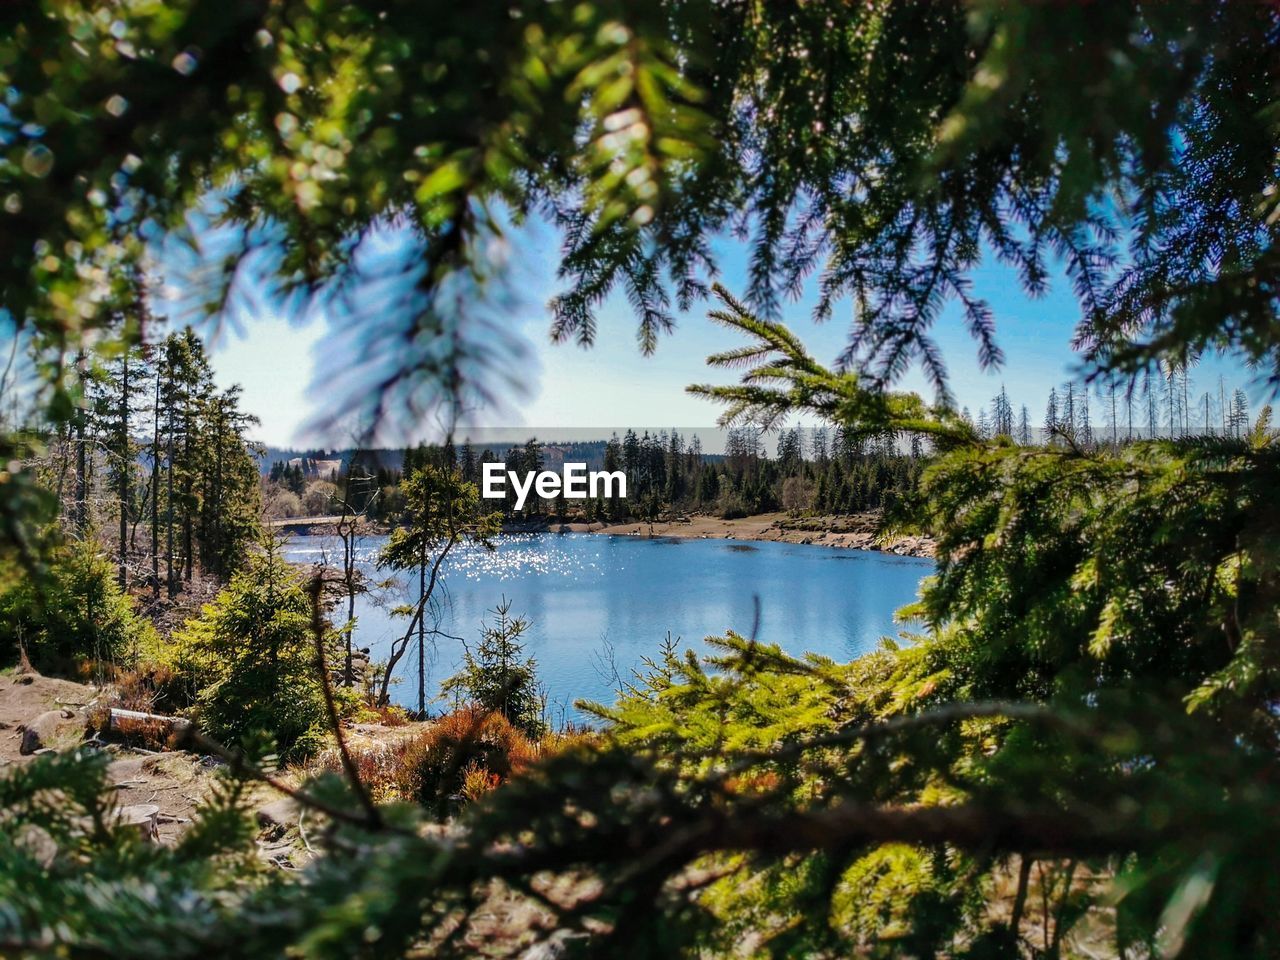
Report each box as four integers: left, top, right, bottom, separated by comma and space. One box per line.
270, 369, 1260, 527
270, 428, 923, 524
1003, 373, 1256, 445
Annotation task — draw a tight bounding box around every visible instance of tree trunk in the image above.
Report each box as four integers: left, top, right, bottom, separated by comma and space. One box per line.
339, 462, 363, 687
151, 366, 161, 599
376, 538, 455, 707
1010, 854, 1031, 943
182, 398, 194, 582
344, 529, 356, 686
107, 706, 193, 733
417, 543, 426, 717
166, 423, 175, 598
74, 350, 88, 535
118, 351, 130, 589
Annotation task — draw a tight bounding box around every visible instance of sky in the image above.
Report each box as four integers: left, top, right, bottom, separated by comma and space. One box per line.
199, 216, 1256, 449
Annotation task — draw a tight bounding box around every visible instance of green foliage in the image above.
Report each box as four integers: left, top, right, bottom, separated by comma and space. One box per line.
1, 636, 1279, 957
686, 299, 1280, 954
0, 536, 157, 670
146, 330, 262, 588
0, 434, 58, 583
905, 430, 1280, 722
171, 539, 328, 763
4, 3, 1272, 429
441, 597, 544, 738
576, 634, 978, 956
582, 632, 845, 755
378, 466, 501, 573
0, 748, 262, 959
689, 285, 975, 447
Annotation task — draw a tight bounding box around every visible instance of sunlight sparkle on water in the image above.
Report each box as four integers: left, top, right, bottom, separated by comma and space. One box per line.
283, 532, 928, 722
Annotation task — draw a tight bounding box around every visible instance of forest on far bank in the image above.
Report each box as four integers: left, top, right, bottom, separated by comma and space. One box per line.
263, 368, 1262, 526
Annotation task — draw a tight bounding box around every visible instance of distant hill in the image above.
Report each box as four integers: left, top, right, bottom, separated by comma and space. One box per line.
257, 447, 403, 477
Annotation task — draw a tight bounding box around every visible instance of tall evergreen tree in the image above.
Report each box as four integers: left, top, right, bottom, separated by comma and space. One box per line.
87, 341, 147, 588
1043, 387, 1059, 441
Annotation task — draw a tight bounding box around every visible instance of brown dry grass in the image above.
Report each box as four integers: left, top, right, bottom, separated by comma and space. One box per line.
319, 707, 598, 812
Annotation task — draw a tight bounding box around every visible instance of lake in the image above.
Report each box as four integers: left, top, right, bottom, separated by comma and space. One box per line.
283, 532, 931, 724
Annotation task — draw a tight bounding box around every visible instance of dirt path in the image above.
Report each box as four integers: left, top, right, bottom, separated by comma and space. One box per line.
0, 671, 231, 843
0, 670, 102, 765
2, 669, 437, 854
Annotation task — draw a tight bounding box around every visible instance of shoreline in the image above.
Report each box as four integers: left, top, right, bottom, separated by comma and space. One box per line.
542, 512, 935, 560
273, 512, 936, 560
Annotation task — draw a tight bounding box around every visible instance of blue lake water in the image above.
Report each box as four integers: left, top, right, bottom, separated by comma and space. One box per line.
283, 532, 931, 724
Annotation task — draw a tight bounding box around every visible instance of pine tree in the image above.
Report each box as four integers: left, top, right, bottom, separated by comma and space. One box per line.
604, 434, 624, 517
1230, 390, 1250, 438
1145, 369, 1160, 437
459, 442, 478, 484
1044, 388, 1059, 441
198, 386, 261, 579
66, 349, 92, 537
156, 333, 196, 596
991, 386, 1013, 437
1107, 383, 1119, 445
442, 596, 544, 737
85, 339, 147, 587
810, 427, 828, 464
521, 438, 544, 514
175, 537, 328, 762
1163, 362, 1180, 437
1077, 388, 1092, 446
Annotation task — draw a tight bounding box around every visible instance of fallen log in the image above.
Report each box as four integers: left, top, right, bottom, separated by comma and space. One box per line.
106, 708, 193, 735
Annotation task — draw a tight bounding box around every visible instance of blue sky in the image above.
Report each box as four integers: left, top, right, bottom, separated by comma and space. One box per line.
202, 216, 1256, 448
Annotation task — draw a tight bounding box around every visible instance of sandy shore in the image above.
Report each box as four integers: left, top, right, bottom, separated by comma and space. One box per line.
278, 512, 935, 560
549, 512, 935, 559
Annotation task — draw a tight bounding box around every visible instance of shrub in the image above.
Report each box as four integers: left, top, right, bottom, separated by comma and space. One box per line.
315, 742, 407, 804
371, 703, 411, 727
392, 707, 536, 818
171, 539, 330, 764
0, 538, 157, 672
459, 761, 501, 803
318, 709, 581, 809
441, 598, 545, 737
263, 485, 302, 519
301, 480, 338, 516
